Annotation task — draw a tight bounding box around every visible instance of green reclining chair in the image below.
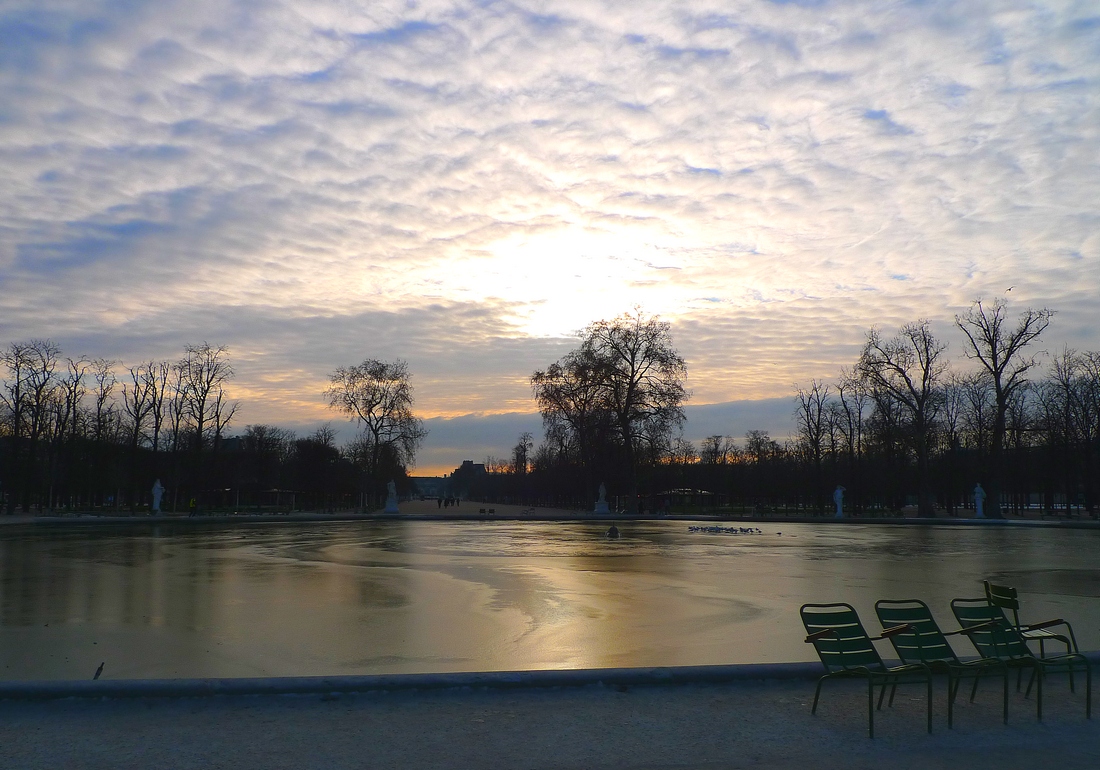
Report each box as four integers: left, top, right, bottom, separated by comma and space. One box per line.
875, 598, 1008, 727
984, 580, 1078, 657
952, 597, 1091, 721
801, 602, 933, 738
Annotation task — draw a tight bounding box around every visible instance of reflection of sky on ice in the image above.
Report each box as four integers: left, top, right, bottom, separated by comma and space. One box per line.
2, 2, 1100, 472
2, 521, 1097, 680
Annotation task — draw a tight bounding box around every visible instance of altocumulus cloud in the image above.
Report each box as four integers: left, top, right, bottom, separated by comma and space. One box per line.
1, 0, 1099, 472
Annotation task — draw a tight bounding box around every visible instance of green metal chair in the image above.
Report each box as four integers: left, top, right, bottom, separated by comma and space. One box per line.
801, 602, 933, 738
951, 597, 1091, 721
875, 598, 1008, 727
984, 580, 1078, 657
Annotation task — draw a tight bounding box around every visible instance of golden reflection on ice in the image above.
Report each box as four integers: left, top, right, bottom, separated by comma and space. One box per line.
1, 521, 1098, 681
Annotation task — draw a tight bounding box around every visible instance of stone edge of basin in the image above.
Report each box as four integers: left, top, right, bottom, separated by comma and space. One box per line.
6, 653, 1099, 701
10, 513, 1100, 529
0, 661, 827, 700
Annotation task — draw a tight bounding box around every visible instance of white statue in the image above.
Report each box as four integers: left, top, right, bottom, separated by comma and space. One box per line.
833, 485, 846, 518
384, 479, 400, 514
594, 482, 610, 514
151, 479, 164, 513
974, 483, 986, 518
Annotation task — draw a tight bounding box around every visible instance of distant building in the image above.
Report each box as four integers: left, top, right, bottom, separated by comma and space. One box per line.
448, 460, 486, 499
410, 477, 447, 499
452, 460, 486, 477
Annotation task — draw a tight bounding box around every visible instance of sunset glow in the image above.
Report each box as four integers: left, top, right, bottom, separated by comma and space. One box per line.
2, 1, 1099, 473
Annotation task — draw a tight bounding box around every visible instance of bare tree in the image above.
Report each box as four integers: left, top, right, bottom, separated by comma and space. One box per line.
1, 342, 32, 511
44, 357, 89, 510
670, 437, 698, 465
744, 430, 779, 465
532, 345, 612, 497
512, 431, 533, 476
1077, 352, 1100, 516
180, 344, 235, 453
700, 435, 736, 465
326, 359, 426, 504
1040, 348, 1100, 517
955, 299, 1053, 518
177, 343, 237, 507
940, 373, 969, 515
146, 360, 172, 455
578, 309, 689, 512
121, 362, 159, 512
243, 424, 296, 490
90, 359, 119, 445
835, 368, 870, 514
0, 340, 62, 511
795, 379, 831, 514
859, 321, 947, 517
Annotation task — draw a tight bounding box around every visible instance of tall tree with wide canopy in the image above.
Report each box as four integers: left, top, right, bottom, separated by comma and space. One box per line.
326, 359, 426, 504
533, 309, 689, 512
532, 344, 612, 494
956, 299, 1053, 518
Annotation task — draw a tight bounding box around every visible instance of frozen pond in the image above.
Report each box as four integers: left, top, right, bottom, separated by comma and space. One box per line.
1, 520, 1098, 680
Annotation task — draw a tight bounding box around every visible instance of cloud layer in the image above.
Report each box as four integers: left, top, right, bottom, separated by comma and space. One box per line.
2, 1, 1099, 471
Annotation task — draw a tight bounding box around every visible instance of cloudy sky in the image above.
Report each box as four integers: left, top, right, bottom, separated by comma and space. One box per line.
2, 1, 1098, 473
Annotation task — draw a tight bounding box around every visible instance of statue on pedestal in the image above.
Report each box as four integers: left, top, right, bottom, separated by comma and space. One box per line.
384, 480, 400, 514
974, 483, 986, 518
594, 483, 610, 514
151, 479, 164, 514
833, 485, 846, 519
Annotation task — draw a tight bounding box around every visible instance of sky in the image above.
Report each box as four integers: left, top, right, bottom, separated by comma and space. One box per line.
2, 1, 1099, 474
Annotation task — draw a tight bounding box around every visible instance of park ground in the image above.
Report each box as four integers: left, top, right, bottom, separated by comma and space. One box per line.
1, 674, 1097, 769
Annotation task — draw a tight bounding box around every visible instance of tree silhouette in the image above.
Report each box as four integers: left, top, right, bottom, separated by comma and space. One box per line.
955, 299, 1053, 518
326, 358, 426, 506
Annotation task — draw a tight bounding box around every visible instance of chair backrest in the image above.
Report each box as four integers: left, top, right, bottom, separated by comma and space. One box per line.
875, 599, 959, 666
800, 603, 886, 674
984, 581, 1023, 627
951, 597, 1032, 660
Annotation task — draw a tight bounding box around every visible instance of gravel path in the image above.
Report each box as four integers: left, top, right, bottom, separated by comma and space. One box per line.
2, 676, 1096, 769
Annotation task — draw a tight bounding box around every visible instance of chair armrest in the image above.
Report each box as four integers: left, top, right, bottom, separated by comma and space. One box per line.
805, 629, 837, 643
875, 624, 912, 640
947, 619, 999, 635
1024, 618, 1068, 632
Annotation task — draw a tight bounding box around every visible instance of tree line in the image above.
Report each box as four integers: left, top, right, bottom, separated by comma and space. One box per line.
5, 300, 1096, 518
784, 299, 1097, 519
0, 342, 425, 514
468, 300, 1099, 520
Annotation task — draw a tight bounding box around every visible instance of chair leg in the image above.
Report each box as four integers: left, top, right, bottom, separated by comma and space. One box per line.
927, 675, 933, 734
1037, 668, 1044, 722
1086, 663, 1091, 720
970, 674, 980, 703
887, 683, 898, 708
948, 675, 957, 729
812, 677, 825, 715
868, 678, 875, 739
